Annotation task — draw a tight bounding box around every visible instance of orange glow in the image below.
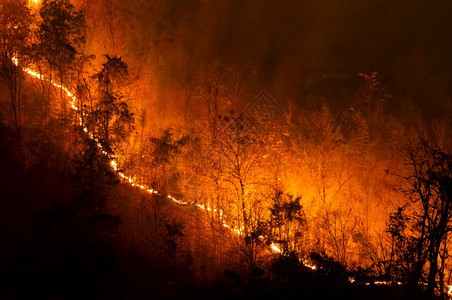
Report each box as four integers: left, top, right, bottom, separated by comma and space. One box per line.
28, 0, 40, 7
14, 57, 452, 297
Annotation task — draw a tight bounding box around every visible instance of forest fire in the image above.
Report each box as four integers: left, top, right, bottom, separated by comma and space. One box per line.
2, 0, 452, 298
15, 22, 452, 300
17, 53, 260, 252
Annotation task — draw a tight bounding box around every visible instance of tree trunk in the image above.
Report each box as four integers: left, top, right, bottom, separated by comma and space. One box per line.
427, 243, 439, 294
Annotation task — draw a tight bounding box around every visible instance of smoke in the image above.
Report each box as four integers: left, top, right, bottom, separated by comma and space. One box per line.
81, 0, 452, 122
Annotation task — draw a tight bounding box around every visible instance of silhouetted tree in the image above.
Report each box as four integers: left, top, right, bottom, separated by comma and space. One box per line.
89, 55, 134, 154
162, 218, 185, 268
404, 137, 452, 295
150, 128, 190, 166
34, 0, 85, 117
386, 206, 412, 282
267, 191, 306, 256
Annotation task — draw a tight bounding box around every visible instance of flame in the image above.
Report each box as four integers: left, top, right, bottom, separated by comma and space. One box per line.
270, 243, 282, 253
15, 56, 452, 296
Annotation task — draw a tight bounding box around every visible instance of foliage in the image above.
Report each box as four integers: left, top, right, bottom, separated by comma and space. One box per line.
149, 128, 190, 165
88, 55, 135, 154
35, 0, 85, 74
385, 206, 413, 282
266, 191, 306, 256
0, 0, 32, 61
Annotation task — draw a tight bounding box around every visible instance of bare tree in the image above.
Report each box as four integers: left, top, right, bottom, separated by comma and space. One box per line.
402, 135, 452, 295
